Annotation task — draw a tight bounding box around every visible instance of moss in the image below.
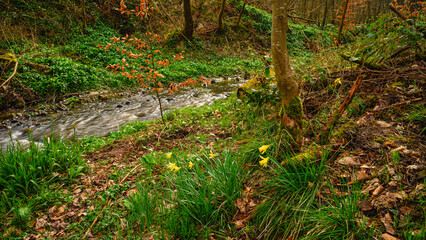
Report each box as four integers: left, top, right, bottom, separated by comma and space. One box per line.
279, 96, 303, 149
334, 121, 359, 140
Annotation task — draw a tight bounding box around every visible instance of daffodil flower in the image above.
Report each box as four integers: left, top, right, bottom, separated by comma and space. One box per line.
209, 150, 217, 159
168, 162, 181, 172
259, 156, 269, 167
334, 78, 342, 85
166, 153, 173, 159
259, 145, 270, 154
188, 161, 194, 169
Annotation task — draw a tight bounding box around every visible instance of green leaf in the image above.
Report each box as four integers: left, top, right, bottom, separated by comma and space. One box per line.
264, 67, 270, 78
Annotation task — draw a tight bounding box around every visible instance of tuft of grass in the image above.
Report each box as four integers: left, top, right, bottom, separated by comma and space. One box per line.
0, 135, 86, 230
253, 149, 328, 239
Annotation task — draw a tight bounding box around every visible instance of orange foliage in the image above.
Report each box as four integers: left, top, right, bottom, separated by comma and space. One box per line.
100, 1, 207, 95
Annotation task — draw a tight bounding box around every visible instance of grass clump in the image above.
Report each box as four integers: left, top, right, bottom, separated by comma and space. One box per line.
0, 135, 86, 230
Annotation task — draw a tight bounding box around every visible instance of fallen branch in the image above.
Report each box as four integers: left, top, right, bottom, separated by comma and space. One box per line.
340, 53, 388, 71
1, 53, 19, 89
317, 74, 364, 144
373, 98, 422, 112
389, 4, 414, 26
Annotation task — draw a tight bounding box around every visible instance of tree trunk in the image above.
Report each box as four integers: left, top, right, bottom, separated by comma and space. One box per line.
236, 0, 247, 27
271, 0, 303, 149
82, 0, 87, 30
218, 0, 226, 31
182, 0, 193, 41
321, 0, 328, 29
336, 0, 350, 45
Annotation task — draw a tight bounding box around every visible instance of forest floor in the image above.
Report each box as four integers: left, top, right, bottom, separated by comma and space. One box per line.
8, 62, 424, 239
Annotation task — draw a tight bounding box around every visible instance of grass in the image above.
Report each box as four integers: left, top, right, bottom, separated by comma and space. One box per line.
0, 134, 86, 231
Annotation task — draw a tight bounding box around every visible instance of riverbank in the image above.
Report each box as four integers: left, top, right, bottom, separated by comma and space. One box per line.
1, 62, 425, 238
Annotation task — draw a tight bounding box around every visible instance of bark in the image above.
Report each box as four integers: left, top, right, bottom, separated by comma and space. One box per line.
182, 0, 193, 41
236, 0, 247, 27
218, 0, 226, 31
337, 0, 350, 45
82, 0, 87, 30
271, 0, 302, 149
321, 0, 328, 29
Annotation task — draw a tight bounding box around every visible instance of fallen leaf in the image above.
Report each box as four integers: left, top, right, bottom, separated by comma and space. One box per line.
381, 213, 396, 235
373, 185, 384, 196
353, 170, 369, 182
382, 233, 400, 240
377, 120, 392, 128
359, 200, 374, 212
337, 156, 361, 166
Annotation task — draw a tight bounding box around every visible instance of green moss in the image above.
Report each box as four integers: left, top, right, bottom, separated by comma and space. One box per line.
334, 121, 359, 140
279, 97, 304, 149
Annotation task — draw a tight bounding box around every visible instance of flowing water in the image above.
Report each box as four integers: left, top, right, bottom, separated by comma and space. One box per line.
0, 77, 243, 149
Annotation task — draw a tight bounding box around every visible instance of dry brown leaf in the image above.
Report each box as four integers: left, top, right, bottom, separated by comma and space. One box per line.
381, 213, 396, 235
373, 185, 385, 196
376, 121, 392, 128
359, 200, 374, 212
353, 170, 369, 182
382, 233, 400, 240
337, 156, 361, 166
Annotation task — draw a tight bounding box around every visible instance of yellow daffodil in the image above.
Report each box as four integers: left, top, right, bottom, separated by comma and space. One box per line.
188, 161, 194, 169
209, 150, 217, 159
334, 78, 342, 85
258, 145, 270, 154
168, 162, 181, 172
259, 156, 269, 167
166, 153, 173, 159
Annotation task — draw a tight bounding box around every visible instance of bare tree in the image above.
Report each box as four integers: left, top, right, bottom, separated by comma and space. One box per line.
182, 0, 193, 41
218, 0, 226, 31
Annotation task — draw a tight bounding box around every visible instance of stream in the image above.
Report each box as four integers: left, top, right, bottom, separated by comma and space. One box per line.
0, 77, 244, 150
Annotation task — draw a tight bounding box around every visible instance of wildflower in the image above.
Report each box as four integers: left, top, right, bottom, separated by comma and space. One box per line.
168, 162, 181, 172
209, 150, 217, 159
166, 153, 172, 159
259, 156, 269, 167
334, 78, 342, 85
259, 145, 270, 154
188, 161, 194, 169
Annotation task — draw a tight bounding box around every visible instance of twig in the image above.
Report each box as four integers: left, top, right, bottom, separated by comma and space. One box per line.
373, 98, 422, 112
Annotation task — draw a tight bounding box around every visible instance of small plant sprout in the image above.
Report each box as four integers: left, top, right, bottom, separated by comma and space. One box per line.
259, 156, 269, 167
259, 144, 270, 154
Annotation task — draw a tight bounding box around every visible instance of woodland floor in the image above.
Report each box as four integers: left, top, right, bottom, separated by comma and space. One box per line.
17, 63, 426, 239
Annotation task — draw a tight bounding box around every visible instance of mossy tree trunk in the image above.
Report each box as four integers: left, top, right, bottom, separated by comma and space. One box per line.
271, 0, 303, 150
182, 0, 194, 41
